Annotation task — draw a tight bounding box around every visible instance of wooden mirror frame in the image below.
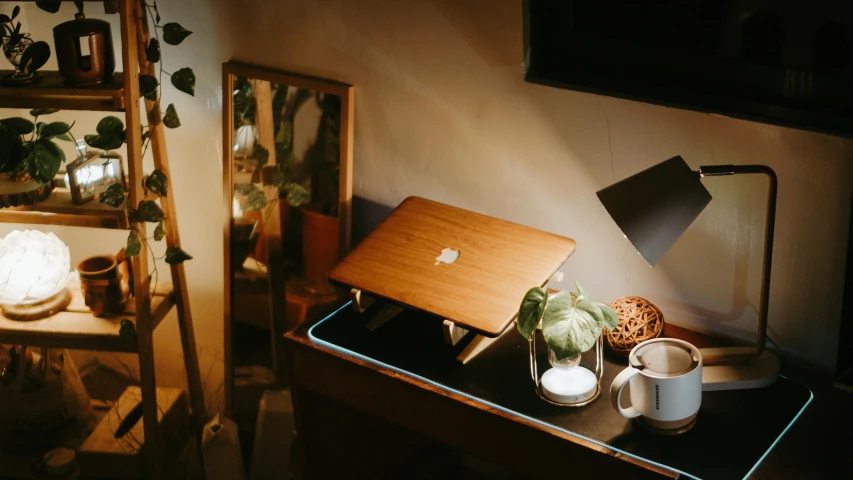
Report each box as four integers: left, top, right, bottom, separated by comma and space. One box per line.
222, 61, 353, 415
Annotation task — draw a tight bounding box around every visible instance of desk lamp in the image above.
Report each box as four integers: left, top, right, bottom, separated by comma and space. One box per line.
596, 156, 780, 390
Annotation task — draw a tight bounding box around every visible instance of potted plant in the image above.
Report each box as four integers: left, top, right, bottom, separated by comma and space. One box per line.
0, 5, 51, 85
517, 281, 619, 405
0, 109, 72, 207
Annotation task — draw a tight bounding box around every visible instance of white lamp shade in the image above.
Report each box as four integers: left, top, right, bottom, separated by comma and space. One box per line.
0, 230, 71, 304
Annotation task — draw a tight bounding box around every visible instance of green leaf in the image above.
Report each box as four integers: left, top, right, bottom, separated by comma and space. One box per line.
39, 121, 73, 139
119, 319, 137, 340
284, 182, 309, 207
35, 1, 61, 13
19, 41, 51, 75
170, 67, 195, 96
144, 169, 168, 197
86, 116, 126, 150
243, 187, 267, 211
517, 286, 548, 340
126, 231, 141, 257
253, 143, 269, 167
163, 103, 181, 129
145, 38, 160, 63
165, 246, 192, 264
99, 183, 124, 208
542, 291, 602, 360
153, 221, 165, 241
0, 15, 9, 24
0, 128, 22, 173
55, 133, 74, 142
139, 74, 159, 101
27, 138, 64, 183
97, 116, 125, 137
30, 108, 59, 117
162, 22, 193, 45
136, 200, 165, 222
0, 117, 34, 135
11, 6, 19, 21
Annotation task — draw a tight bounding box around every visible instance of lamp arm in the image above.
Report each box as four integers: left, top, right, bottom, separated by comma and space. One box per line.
698, 165, 777, 363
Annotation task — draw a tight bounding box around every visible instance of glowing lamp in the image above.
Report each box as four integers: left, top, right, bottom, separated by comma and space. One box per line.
0, 230, 72, 319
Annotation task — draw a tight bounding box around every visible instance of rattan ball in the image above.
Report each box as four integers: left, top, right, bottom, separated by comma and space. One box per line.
605, 296, 665, 357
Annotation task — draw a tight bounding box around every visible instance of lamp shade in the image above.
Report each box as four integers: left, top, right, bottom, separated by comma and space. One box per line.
0, 230, 71, 305
596, 156, 712, 266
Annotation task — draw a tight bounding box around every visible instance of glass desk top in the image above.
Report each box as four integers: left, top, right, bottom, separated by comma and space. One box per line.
309, 302, 812, 480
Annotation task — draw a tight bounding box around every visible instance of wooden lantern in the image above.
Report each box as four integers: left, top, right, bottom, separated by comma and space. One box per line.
53, 8, 115, 86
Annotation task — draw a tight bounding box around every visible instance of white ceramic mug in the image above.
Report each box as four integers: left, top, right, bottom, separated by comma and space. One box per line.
609, 338, 703, 430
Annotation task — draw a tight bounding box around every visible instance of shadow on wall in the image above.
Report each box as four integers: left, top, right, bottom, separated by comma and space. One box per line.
352, 195, 394, 245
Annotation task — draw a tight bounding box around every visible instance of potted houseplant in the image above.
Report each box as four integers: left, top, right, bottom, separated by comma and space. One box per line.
0, 5, 51, 85
517, 281, 619, 405
0, 110, 72, 207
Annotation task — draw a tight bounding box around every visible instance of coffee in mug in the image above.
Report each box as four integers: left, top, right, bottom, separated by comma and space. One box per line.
609, 338, 703, 431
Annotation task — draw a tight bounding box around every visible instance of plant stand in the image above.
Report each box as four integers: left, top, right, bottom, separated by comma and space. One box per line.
0, 1, 204, 478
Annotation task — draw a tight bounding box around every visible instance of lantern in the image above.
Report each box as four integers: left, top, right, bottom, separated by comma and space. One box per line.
53, 5, 115, 86
0, 230, 71, 320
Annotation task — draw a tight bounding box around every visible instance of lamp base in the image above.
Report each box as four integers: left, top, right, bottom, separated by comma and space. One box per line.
540, 366, 599, 405
700, 348, 780, 391
1, 288, 72, 321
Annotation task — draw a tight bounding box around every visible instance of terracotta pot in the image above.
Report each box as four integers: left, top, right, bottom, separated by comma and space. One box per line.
301, 204, 339, 291
77, 255, 123, 317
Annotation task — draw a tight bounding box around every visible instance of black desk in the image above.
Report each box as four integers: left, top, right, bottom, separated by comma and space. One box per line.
287, 301, 815, 479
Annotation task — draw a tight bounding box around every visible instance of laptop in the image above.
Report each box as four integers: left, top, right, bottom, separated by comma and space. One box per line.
329, 196, 576, 337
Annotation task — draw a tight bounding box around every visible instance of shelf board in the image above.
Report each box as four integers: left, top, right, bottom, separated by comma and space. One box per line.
0, 70, 125, 112
0, 187, 129, 229
0, 278, 175, 353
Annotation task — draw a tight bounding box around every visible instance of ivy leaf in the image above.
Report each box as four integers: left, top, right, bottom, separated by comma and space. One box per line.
153, 221, 165, 241
145, 38, 160, 63
99, 183, 124, 208
29, 108, 59, 117
253, 143, 268, 167
144, 169, 168, 197
97, 116, 125, 137
517, 286, 548, 340
119, 319, 137, 340
27, 139, 64, 184
0, 15, 9, 24
35, 1, 61, 13
162, 22, 192, 45
0, 117, 34, 135
163, 103, 181, 129
284, 182, 309, 207
55, 133, 74, 142
85, 116, 126, 150
39, 121, 73, 139
11, 6, 19, 21
170, 67, 195, 96
136, 200, 165, 222
243, 187, 267, 211
139, 74, 159, 101
126, 231, 141, 257
542, 291, 601, 361
165, 246, 192, 264
19, 41, 50, 75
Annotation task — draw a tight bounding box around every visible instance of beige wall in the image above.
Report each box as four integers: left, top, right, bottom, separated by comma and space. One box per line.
6, 0, 852, 410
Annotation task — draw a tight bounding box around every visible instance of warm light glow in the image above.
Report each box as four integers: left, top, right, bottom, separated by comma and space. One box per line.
232, 197, 243, 218
0, 230, 70, 304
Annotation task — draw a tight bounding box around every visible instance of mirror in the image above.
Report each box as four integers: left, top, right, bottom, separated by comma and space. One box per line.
222, 62, 353, 433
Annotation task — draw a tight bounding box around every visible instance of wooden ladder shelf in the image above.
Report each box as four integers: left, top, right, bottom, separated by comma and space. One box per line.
0, 1, 205, 478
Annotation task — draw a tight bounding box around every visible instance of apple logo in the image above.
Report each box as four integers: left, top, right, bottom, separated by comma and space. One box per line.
435, 248, 460, 266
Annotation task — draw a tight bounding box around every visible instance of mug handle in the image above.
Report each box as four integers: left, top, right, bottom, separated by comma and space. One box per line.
610, 366, 642, 419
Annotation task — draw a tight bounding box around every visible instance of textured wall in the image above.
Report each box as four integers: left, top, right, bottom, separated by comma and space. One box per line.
3, 0, 851, 412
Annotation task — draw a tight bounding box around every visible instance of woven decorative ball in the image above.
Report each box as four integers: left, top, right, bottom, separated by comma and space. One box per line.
605, 296, 665, 357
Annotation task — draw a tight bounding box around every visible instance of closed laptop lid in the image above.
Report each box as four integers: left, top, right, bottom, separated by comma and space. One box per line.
329, 196, 576, 336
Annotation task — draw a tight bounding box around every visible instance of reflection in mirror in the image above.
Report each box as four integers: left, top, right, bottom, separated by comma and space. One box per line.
223, 62, 353, 451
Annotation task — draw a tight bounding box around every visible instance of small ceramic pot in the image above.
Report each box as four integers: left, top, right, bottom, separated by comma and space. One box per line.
77, 255, 123, 317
